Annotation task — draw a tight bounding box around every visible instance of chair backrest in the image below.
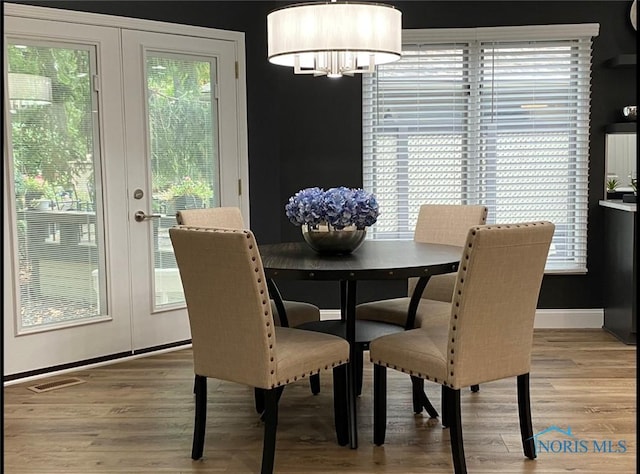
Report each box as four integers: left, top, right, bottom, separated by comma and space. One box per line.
176, 207, 245, 228
414, 204, 488, 246
409, 204, 488, 301
445, 221, 554, 389
174, 207, 280, 320
169, 226, 277, 389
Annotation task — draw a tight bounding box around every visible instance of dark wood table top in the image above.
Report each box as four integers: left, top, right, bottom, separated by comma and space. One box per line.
259, 240, 462, 281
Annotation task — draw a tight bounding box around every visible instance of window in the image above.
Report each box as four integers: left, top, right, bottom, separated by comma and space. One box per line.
363, 24, 599, 273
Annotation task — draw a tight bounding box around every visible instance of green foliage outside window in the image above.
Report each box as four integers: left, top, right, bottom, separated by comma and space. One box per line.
147, 56, 216, 202
8, 44, 93, 194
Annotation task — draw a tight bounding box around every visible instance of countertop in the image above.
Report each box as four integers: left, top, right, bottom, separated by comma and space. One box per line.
599, 199, 637, 212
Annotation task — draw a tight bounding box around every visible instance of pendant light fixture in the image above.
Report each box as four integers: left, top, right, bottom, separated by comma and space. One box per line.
267, 1, 402, 78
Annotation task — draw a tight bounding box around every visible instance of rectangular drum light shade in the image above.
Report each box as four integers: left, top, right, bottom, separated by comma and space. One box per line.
267, 2, 401, 77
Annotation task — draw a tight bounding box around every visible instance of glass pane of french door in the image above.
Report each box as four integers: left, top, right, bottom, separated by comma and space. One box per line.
6, 40, 107, 332
147, 53, 220, 308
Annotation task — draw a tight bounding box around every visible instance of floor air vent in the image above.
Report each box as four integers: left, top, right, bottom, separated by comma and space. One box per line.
27, 377, 86, 393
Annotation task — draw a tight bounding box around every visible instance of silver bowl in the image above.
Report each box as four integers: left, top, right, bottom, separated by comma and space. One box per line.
302, 224, 366, 255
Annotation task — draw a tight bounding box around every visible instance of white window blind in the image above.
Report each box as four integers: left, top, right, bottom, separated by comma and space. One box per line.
363, 24, 599, 273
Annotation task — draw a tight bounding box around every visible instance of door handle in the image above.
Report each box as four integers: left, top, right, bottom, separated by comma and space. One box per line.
134, 210, 162, 222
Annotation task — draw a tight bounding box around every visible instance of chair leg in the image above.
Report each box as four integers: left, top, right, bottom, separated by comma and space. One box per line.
373, 364, 387, 446
340, 280, 347, 321
332, 364, 349, 446
412, 375, 423, 414
517, 373, 536, 460
354, 347, 364, 397
261, 389, 280, 474
411, 376, 439, 418
260, 386, 284, 422
191, 375, 207, 460
309, 373, 321, 395
441, 385, 449, 428
470, 384, 479, 392
254, 387, 265, 414
443, 386, 466, 474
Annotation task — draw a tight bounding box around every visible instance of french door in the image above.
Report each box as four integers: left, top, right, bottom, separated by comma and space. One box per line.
3, 4, 248, 377
122, 29, 243, 349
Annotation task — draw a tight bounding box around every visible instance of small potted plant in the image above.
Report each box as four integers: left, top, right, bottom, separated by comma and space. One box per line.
606, 177, 619, 193
161, 176, 213, 211
622, 176, 637, 203
23, 174, 56, 210
23, 175, 45, 203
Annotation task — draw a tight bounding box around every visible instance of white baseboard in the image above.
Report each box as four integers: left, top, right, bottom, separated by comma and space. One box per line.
320, 309, 342, 320
532, 308, 603, 328
321, 308, 604, 329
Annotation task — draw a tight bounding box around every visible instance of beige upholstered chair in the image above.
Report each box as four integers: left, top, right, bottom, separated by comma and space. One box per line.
176, 207, 323, 402
357, 204, 488, 324
176, 208, 321, 328
356, 204, 488, 409
169, 226, 350, 473
370, 222, 555, 474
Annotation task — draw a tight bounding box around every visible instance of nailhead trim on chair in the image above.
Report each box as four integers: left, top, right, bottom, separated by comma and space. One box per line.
369, 359, 440, 384
243, 229, 281, 387
447, 225, 476, 383
270, 362, 347, 389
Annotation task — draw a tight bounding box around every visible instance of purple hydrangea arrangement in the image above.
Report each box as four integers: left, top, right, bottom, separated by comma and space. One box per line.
285, 186, 379, 230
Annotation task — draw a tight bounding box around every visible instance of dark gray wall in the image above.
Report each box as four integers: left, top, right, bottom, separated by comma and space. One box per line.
18, 1, 637, 310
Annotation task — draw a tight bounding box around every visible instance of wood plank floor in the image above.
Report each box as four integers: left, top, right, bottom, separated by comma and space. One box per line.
3, 329, 636, 473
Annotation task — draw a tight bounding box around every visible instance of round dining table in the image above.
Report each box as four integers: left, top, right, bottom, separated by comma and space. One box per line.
259, 239, 462, 449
